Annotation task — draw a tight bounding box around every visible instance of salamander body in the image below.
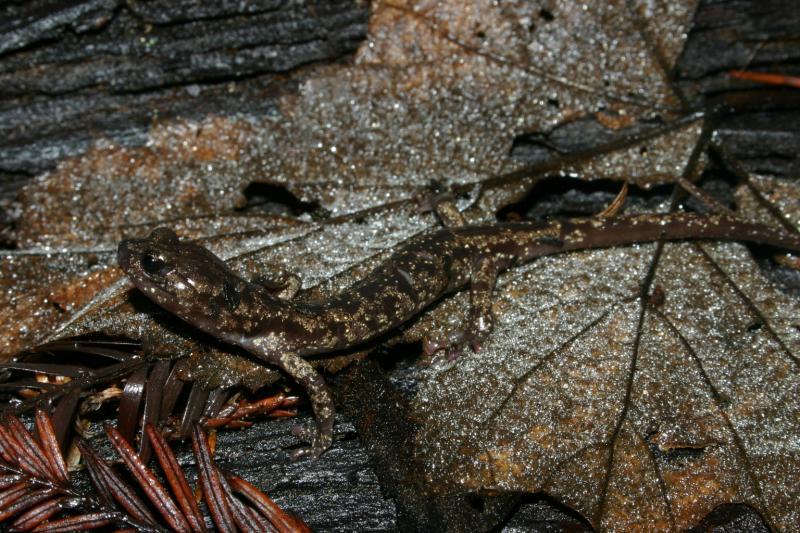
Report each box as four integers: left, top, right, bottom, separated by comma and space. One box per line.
118, 211, 800, 459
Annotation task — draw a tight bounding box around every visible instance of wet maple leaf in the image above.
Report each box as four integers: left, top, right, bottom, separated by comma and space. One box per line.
1, 1, 798, 530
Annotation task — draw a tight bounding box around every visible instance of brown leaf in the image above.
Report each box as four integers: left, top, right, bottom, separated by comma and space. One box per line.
413, 237, 799, 530
1, 0, 706, 364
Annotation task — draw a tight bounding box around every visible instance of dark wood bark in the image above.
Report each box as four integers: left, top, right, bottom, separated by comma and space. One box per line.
0, 0, 368, 205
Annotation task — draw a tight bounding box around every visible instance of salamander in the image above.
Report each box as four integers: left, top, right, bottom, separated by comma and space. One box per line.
117, 209, 800, 459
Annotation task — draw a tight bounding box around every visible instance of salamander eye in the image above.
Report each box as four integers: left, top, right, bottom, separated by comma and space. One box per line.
141, 253, 168, 276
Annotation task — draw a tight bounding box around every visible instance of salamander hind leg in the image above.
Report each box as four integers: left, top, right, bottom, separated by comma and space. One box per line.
416, 182, 467, 228
251, 268, 302, 300
267, 352, 334, 460
424, 256, 498, 360
431, 197, 466, 228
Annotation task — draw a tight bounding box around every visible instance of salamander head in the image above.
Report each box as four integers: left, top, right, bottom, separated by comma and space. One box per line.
118, 227, 262, 338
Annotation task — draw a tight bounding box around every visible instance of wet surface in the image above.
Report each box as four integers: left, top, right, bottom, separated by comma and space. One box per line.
2, 0, 799, 531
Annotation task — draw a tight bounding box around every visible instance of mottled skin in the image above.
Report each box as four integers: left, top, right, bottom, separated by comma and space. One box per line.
118, 212, 800, 459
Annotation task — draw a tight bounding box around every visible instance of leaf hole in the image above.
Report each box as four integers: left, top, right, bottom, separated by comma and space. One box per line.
681, 156, 739, 215
692, 503, 770, 531
538, 8, 555, 22
508, 115, 666, 166
650, 440, 710, 465
717, 394, 733, 409
748, 244, 800, 296
496, 176, 671, 221
467, 493, 485, 512
648, 285, 666, 307
746, 321, 763, 333
664, 446, 708, 461
374, 340, 424, 373
239, 182, 319, 217
499, 493, 593, 530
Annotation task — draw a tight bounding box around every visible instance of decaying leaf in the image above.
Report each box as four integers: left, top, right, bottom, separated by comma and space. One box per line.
413, 235, 799, 530
1, 0, 798, 530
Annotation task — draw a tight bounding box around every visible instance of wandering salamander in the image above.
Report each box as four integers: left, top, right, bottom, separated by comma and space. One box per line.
118, 210, 800, 459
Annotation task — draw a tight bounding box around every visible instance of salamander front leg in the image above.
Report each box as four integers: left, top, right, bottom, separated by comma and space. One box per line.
266, 351, 334, 460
